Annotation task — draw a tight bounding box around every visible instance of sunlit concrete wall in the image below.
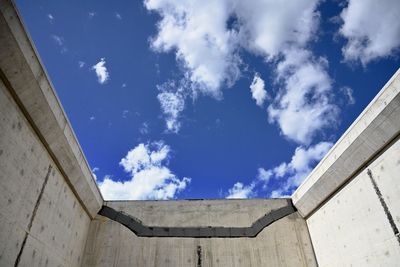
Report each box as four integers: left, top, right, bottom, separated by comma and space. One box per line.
293, 69, 400, 266
82, 199, 317, 267
0, 0, 102, 266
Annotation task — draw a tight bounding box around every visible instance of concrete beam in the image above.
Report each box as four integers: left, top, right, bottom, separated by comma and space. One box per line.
292, 68, 400, 217
0, 0, 103, 218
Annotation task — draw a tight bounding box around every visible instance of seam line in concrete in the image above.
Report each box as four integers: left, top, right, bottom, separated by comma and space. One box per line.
367, 169, 400, 246
14, 165, 52, 267
98, 202, 296, 238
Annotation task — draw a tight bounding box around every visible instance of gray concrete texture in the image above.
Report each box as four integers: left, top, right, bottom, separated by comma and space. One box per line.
1, 0, 400, 266
307, 138, 400, 266
82, 200, 317, 267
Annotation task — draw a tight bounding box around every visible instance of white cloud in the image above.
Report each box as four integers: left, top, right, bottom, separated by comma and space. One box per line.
250, 73, 267, 106
78, 61, 85, 68
340, 86, 355, 105
145, 0, 241, 98
157, 91, 185, 133
89, 12, 96, 19
266, 141, 333, 196
145, 0, 320, 98
122, 110, 129, 118
92, 167, 99, 181
47, 14, 54, 22
267, 48, 338, 144
257, 167, 272, 184
91, 58, 110, 84
122, 83, 127, 88
226, 182, 255, 199
51, 35, 67, 53
89, 116, 95, 121
115, 12, 122, 20
339, 0, 400, 64
52, 35, 63, 46
146, 0, 340, 140
140, 122, 150, 135
98, 142, 190, 200
226, 141, 332, 198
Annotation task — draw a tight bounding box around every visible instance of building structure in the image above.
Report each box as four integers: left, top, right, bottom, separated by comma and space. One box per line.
1, 0, 399, 266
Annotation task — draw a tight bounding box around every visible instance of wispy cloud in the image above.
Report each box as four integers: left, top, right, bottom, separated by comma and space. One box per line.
340, 86, 355, 105
47, 14, 54, 23
51, 35, 67, 53
88, 11, 96, 19
140, 122, 150, 135
78, 61, 85, 68
157, 87, 185, 133
115, 12, 122, 20
122, 110, 129, 119
91, 58, 110, 84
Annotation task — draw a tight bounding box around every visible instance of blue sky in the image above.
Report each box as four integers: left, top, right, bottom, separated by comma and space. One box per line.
16, 0, 399, 200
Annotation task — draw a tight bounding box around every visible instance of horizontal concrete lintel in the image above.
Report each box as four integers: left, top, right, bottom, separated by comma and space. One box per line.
98, 203, 297, 238
292, 68, 400, 218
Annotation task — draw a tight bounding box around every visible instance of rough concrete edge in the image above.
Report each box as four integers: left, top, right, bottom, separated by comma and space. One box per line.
0, 0, 103, 217
292, 68, 400, 217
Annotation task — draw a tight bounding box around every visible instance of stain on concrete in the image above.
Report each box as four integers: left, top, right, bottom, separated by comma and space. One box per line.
196, 246, 202, 267
367, 169, 400, 246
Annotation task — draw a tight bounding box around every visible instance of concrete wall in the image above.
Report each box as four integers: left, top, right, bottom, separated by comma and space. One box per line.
82, 199, 317, 267
292, 68, 400, 266
0, 0, 102, 266
307, 138, 400, 266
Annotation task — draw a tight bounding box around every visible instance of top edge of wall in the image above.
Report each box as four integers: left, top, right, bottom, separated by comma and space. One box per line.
0, 0, 103, 217
292, 68, 400, 218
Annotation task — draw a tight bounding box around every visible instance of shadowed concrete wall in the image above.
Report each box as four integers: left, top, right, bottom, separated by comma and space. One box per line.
0, 0, 102, 265
82, 199, 317, 267
293, 69, 400, 266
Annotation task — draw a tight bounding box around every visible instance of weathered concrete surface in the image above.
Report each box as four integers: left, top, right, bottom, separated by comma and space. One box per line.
0, 0, 102, 218
0, 74, 90, 265
306, 137, 400, 266
82, 199, 317, 267
293, 68, 400, 217
0, 0, 102, 265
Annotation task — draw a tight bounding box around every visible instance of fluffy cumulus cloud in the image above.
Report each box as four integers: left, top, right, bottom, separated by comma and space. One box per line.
145, 0, 319, 96
250, 73, 267, 106
225, 141, 332, 198
339, 0, 400, 64
145, 0, 241, 98
91, 58, 110, 84
268, 48, 338, 144
98, 142, 190, 200
264, 141, 333, 197
226, 182, 255, 199
146, 0, 340, 140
